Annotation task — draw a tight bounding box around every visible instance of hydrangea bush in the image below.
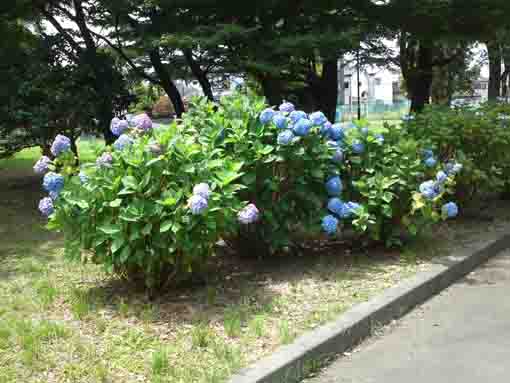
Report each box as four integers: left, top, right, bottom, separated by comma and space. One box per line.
38, 94, 461, 288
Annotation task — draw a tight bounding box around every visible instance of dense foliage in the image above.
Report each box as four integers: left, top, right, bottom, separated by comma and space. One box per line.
36, 93, 460, 289
406, 103, 510, 200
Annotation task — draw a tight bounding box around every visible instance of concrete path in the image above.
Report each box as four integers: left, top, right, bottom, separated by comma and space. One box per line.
307, 249, 510, 383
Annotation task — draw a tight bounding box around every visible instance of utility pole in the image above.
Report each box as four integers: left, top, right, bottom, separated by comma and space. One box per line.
357, 49, 361, 121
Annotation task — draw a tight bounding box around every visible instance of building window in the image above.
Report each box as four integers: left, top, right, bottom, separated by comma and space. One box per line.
344, 82, 349, 89
375, 78, 382, 86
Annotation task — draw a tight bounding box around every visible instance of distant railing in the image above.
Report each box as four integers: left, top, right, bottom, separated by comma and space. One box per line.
336, 100, 410, 122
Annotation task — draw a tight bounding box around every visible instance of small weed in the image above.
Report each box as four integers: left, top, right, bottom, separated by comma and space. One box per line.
223, 307, 242, 338
248, 314, 266, 338
206, 286, 217, 306
278, 320, 295, 344
140, 303, 159, 322
213, 341, 243, 371
70, 288, 90, 320
151, 347, 170, 377
35, 280, 59, 308
118, 298, 130, 317
191, 322, 212, 349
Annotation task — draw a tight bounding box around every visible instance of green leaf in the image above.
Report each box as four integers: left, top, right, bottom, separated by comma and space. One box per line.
160, 220, 173, 233
119, 246, 130, 263
111, 237, 124, 254
122, 176, 138, 189
98, 224, 120, 235
109, 199, 122, 208
142, 223, 153, 236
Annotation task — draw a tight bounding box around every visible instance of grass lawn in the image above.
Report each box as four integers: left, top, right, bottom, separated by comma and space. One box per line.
1, 144, 510, 382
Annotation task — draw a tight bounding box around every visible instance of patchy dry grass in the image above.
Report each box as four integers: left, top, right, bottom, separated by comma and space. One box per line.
2, 164, 510, 382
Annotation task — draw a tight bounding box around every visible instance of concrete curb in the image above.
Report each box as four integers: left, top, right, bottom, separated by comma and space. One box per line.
229, 232, 510, 383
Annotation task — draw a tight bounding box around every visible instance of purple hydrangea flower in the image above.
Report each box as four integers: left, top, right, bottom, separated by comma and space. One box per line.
134, 113, 153, 132
188, 195, 208, 215
260, 108, 276, 125
111, 117, 129, 136
277, 130, 295, 145
326, 176, 343, 196
424, 157, 437, 168
327, 198, 344, 217
193, 183, 211, 200
293, 118, 313, 136
78, 171, 88, 184
419, 180, 438, 200
273, 114, 288, 130
33, 156, 51, 174
310, 111, 328, 126
38, 197, 54, 217
43, 172, 64, 193
329, 124, 345, 141
279, 101, 295, 113
50, 135, 71, 157
113, 134, 134, 151
322, 215, 339, 235
332, 149, 344, 164
238, 203, 260, 224
351, 140, 365, 154
96, 152, 113, 168
442, 202, 459, 218
436, 171, 448, 183
289, 110, 307, 123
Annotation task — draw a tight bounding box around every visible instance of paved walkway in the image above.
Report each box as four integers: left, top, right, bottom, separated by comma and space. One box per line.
307, 249, 510, 383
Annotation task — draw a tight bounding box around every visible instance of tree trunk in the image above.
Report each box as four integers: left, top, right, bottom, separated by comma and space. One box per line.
149, 49, 185, 117
259, 75, 283, 106
183, 48, 215, 102
319, 59, 339, 122
486, 41, 502, 101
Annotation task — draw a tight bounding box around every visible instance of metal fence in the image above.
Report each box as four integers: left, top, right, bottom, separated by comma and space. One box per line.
336, 100, 411, 122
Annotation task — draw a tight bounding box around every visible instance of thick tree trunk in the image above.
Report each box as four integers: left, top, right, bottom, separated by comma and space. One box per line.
149, 49, 185, 117
403, 42, 434, 113
183, 48, 215, 102
316, 58, 339, 122
486, 41, 502, 101
259, 75, 283, 106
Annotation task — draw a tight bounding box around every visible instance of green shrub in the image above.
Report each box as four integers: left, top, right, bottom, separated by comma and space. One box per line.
37, 93, 460, 289
405, 103, 510, 200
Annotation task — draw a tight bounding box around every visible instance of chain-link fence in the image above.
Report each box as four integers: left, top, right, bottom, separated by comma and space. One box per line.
336, 100, 410, 122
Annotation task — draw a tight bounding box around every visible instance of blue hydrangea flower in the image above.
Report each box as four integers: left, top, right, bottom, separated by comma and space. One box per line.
33, 156, 51, 174
310, 111, 328, 126
419, 180, 438, 200
134, 113, 153, 132
188, 195, 208, 215
111, 118, 129, 136
96, 152, 113, 168
322, 215, 339, 235
327, 198, 344, 216
50, 135, 71, 157
289, 110, 307, 123
279, 101, 295, 113
351, 140, 365, 154
329, 124, 345, 141
320, 121, 332, 137
341, 201, 362, 218
113, 134, 134, 151
38, 197, 54, 217
326, 176, 343, 196
78, 171, 88, 184
238, 203, 260, 224
277, 130, 295, 145
436, 171, 448, 183
332, 149, 344, 164
293, 118, 313, 136
422, 149, 434, 159
442, 202, 459, 218
273, 114, 288, 129
424, 157, 437, 168
49, 190, 60, 200
260, 108, 276, 124
193, 183, 211, 200
375, 134, 384, 144
43, 172, 64, 194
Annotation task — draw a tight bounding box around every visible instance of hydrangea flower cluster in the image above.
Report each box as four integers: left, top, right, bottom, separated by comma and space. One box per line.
238, 203, 260, 224
188, 183, 211, 215
96, 152, 113, 168
326, 176, 343, 196
134, 113, 153, 132
442, 202, 459, 218
260, 108, 276, 124
33, 156, 51, 174
293, 118, 313, 136
43, 172, 65, 194
422, 149, 437, 168
321, 215, 339, 235
38, 197, 54, 217
113, 134, 134, 151
111, 117, 129, 136
277, 130, 295, 146
351, 140, 365, 154
418, 163, 461, 218
50, 135, 71, 157
279, 101, 295, 113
